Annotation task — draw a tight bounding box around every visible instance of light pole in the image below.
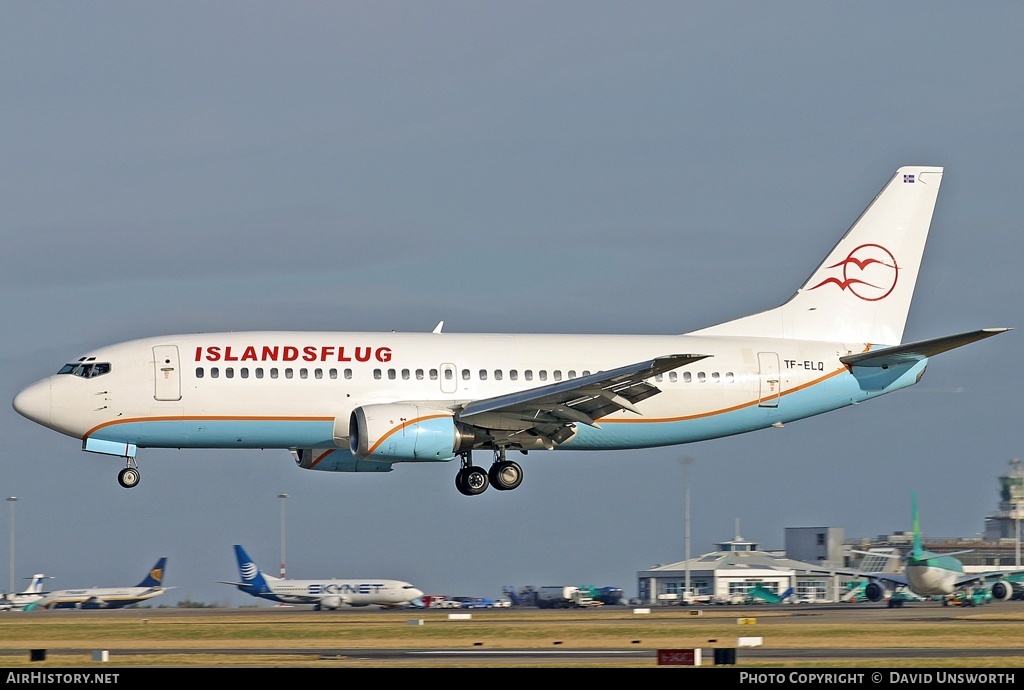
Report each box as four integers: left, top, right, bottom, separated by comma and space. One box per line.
7, 497, 17, 594
277, 494, 288, 579
679, 456, 695, 602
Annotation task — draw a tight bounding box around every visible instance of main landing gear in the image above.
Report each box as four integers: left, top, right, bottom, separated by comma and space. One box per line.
455, 447, 524, 496
118, 456, 140, 489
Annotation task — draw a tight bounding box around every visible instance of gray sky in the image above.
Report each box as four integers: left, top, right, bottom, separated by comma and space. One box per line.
2, 2, 1021, 606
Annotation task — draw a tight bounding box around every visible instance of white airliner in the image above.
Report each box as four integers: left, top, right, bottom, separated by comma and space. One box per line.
810, 494, 1024, 607
0, 574, 53, 611
218, 544, 424, 609
23, 558, 170, 610
11, 166, 1011, 495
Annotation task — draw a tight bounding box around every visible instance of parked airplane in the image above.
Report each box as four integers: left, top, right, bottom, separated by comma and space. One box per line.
12, 166, 1012, 495
22, 558, 169, 610
0, 574, 53, 611
812, 495, 1024, 607
218, 544, 424, 610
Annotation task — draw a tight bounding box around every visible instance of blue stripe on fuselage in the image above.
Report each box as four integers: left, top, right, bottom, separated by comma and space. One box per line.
87, 362, 925, 454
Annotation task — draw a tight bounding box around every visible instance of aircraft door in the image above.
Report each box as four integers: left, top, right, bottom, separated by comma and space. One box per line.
153, 345, 182, 401
439, 363, 458, 394
757, 352, 780, 408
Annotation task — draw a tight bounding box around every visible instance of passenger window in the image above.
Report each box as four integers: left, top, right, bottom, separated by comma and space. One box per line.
373, 369, 382, 380
494, 370, 503, 380
479, 369, 488, 380
270, 368, 279, 379
712, 372, 720, 382
256, 368, 264, 379
669, 372, 677, 382
683, 372, 692, 383
725, 372, 734, 382
196, 368, 204, 379
429, 369, 438, 380
285, 368, 293, 379
225, 368, 234, 379
462, 369, 470, 380
329, 369, 338, 379
698, 372, 706, 382
402, 369, 410, 380
525, 370, 533, 381
539, 371, 547, 381
315, 368, 323, 379
510, 369, 518, 381
655, 374, 663, 382
415, 369, 424, 380
582, 370, 591, 377
568, 370, 577, 379
554, 371, 562, 381
211, 367, 220, 378
444, 369, 453, 380
240, 368, 249, 379
387, 369, 396, 380
344, 369, 352, 379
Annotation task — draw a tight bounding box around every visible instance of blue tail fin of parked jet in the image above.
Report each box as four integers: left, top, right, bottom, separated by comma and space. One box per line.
138, 558, 167, 588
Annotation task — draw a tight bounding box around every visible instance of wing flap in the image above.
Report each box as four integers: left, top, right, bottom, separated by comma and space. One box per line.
459, 354, 710, 423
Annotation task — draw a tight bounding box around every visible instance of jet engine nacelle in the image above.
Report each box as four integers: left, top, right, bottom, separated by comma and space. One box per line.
864, 581, 890, 603
989, 580, 1013, 601
317, 596, 343, 610
349, 404, 476, 462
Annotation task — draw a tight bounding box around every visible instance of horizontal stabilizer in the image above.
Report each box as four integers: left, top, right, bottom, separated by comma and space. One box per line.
840, 328, 1012, 368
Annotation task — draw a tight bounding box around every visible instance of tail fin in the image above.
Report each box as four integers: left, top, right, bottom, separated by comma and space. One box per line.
691, 166, 943, 344
234, 544, 274, 592
22, 574, 52, 595
137, 558, 167, 588
911, 492, 923, 556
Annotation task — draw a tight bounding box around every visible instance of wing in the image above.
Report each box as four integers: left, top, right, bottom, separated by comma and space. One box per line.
457, 354, 710, 448
840, 328, 1011, 368
954, 569, 1024, 588
799, 566, 910, 590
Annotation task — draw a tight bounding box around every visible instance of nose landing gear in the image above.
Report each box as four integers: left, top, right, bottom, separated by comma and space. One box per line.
117, 457, 140, 488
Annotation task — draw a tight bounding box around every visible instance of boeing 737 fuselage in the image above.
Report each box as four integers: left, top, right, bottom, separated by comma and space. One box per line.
11, 167, 1011, 494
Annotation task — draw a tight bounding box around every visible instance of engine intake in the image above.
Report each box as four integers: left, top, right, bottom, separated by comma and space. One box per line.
863, 581, 890, 603
990, 580, 1013, 601
349, 403, 475, 462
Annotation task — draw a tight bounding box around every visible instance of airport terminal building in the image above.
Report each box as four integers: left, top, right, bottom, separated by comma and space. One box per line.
637, 530, 862, 605
637, 458, 1024, 605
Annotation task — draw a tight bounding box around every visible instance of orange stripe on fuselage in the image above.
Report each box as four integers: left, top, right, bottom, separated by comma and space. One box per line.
366, 414, 452, 455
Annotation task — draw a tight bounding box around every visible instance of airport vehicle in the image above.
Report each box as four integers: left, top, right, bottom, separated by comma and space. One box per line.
536, 585, 600, 608
218, 544, 424, 610
12, 166, 1011, 495
23, 558, 169, 610
0, 574, 53, 611
420, 594, 449, 608
810, 494, 1024, 607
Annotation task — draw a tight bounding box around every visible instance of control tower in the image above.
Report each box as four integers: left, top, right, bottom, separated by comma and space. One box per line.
983, 458, 1024, 541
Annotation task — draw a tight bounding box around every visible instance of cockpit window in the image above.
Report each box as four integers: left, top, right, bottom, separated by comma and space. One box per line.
57, 362, 111, 378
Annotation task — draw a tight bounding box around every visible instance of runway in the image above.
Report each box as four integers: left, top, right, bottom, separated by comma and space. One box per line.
4, 601, 1023, 667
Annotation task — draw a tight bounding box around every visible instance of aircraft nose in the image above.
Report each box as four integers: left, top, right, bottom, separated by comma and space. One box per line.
13, 379, 51, 425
